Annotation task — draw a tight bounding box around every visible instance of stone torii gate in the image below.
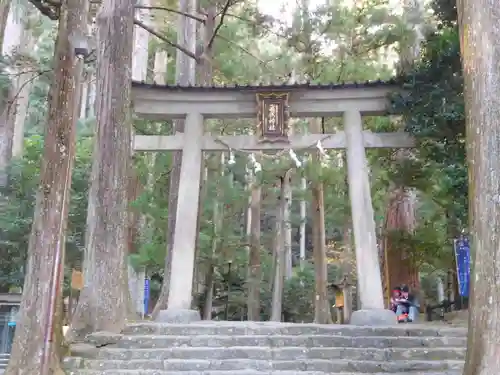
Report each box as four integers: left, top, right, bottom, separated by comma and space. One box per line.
131, 81, 414, 325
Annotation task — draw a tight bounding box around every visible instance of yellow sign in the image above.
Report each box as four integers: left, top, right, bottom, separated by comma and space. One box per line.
71, 270, 83, 290
335, 291, 344, 308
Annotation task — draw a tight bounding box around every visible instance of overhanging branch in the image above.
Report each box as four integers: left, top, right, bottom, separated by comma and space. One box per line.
28, 0, 59, 20
134, 5, 205, 23
207, 0, 231, 50
134, 19, 199, 62
215, 34, 267, 66
224, 13, 289, 39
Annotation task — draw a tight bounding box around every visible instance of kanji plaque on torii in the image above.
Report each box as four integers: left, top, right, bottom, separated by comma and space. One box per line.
256, 92, 290, 142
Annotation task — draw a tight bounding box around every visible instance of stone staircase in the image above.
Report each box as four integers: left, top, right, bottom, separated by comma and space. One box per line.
64, 321, 466, 375
0, 353, 9, 372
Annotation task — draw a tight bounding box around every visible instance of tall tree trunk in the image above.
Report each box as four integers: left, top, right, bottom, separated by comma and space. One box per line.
203, 152, 224, 320
341, 153, 355, 318
127, 0, 150, 315
152, 0, 197, 317
79, 72, 89, 119
342, 223, 354, 322
299, 176, 307, 268
399, 0, 424, 74
458, 1, 500, 374
4, 0, 86, 373
198, 5, 216, 318
69, 0, 135, 339
0, 86, 14, 188
11, 25, 37, 158
0, 0, 11, 52
382, 187, 418, 304
247, 176, 262, 321
310, 118, 332, 324
284, 119, 295, 278
382, 0, 423, 302
0, 1, 24, 182
1, 1, 22, 56
271, 169, 292, 322
132, 0, 150, 82
298, 1, 330, 319
87, 74, 96, 117
284, 166, 293, 280
271, 173, 289, 321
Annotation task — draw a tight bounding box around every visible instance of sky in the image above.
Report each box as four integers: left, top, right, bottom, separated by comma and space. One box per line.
257, 0, 412, 21
257, 0, 324, 25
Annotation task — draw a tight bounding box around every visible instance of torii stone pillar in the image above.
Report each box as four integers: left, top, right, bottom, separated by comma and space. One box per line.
344, 110, 395, 325
155, 112, 204, 323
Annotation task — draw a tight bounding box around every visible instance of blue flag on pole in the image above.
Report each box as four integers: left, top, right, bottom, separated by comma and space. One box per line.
144, 279, 150, 315
453, 236, 471, 297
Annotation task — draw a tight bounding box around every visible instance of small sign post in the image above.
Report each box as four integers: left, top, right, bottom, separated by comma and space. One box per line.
453, 235, 471, 298
143, 279, 150, 318
71, 269, 83, 291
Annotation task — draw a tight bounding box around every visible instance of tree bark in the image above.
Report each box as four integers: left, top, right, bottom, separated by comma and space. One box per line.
458, 1, 500, 374
79, 72, 89, 119
4, 0, 86, 372
271, 173, 289, 322
284, 169, 293, 280
152, 0, 197, 317
383, 0, 422, 299
0, 86, 14, 188
69, 0, 135, 339
0, 0, 11, 52
203, 152, 224, 320
11, 28, 37, 158
247, 179, 261, 321
310, 118, 332, 324
299, 176, 307, 268
87, 74, 96, 117
0, 1, 23, 184
382, 187, 419, 304
127, 0, 150, 315
198, 4, 216, 318
132, 0, 150, 82
342, 223, 354, 322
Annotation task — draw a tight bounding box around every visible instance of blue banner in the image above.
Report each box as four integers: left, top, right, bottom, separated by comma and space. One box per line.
453, 236, 471, 297
144, 279, 150, 315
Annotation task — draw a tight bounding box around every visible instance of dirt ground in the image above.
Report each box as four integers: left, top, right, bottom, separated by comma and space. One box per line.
423, 310, 469, 327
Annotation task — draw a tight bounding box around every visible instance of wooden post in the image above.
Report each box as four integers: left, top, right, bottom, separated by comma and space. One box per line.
342, 284, 353, 323
166, 112, 204, 310
344, 110, 385, 312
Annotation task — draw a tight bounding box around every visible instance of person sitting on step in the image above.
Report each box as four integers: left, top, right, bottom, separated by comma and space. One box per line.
390, 286, 402, 313
395, 285, 420, 323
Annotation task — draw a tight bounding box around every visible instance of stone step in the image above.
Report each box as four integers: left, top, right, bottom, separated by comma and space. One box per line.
120, 322, 467, 338
90, 346, 465, 362
101, 334, 467, 349
65, 358, 464, 373
66, 371, 462, 375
